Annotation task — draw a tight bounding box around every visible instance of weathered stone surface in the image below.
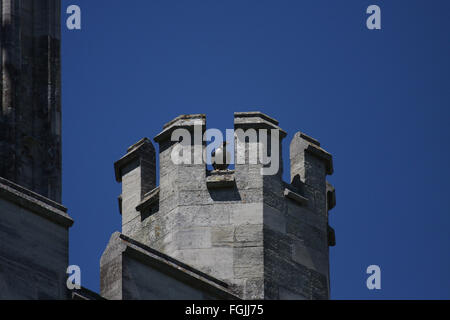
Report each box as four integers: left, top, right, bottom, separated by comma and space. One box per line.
206, 170, 236, 189
230, 203, 263, 225
115, 138, 156, 237
233, 246, 264, 279
174, 247, 235, 281
0, 1, 74, 301
177, 205, 231, 227
175, 227, 212, 250
279, 287, 307, 300
292, 239, 329, 277
211, 225, 235, 247
284, 188, 308, 206
264, 205, 286, 234
0, 180, 71, 299
100, 233, 237, 300
0, 0, 62, 202
108, 112, 336, 300
234, 224, 263, 247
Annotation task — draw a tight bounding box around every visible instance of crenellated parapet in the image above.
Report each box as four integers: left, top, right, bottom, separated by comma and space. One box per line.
114, 138, 156, 236
107, 112, 336, 300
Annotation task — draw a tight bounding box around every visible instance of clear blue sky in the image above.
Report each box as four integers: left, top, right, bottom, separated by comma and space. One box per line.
61, 0, 450, 299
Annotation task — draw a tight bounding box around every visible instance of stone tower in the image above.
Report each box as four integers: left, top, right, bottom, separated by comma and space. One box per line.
108, 112, 336, 299
0, 0, 72, 300
0, 0, 62, 202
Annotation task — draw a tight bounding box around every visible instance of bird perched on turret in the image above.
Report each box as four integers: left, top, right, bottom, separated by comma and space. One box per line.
211, 142, 230, 171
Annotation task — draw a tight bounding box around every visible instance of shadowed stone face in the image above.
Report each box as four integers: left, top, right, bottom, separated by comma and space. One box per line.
0, 0, 62, 202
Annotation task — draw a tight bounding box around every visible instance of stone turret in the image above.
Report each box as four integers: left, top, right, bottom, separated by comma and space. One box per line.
107, 112, 336, 300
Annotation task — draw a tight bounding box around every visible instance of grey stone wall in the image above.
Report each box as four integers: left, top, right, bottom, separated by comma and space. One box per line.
0, 0, 62, 202
0, 177, 73, 299
262, 132, 334, 299
100, 232, 237, 300
114, 138, 156, 236
113, 112, 336, 300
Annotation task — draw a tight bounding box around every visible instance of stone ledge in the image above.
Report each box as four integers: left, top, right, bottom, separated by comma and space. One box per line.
206, 170, 236, 189
0, 177, 73, 228
136, 187, 160, 212
284, 188, 308, 206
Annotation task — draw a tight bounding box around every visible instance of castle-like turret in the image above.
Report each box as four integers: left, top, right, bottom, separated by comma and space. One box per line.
105, 112, 336, 300
0, 0, 62, 202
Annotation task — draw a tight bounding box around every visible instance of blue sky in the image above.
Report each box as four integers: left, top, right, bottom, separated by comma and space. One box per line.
61, 0, 450, 299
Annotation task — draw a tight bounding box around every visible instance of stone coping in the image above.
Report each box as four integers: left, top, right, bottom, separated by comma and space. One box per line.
136, 187, 160, 212
234, 111, 279, 125
127, 137, 151, 153
206, 170, 236, 189
154, 114, 206, 143
0, 177, 73, 228
114, 138, 154, 182
234, 112, 287, 138
163, 114, 206, 129
299, 132, 321, 147
155, 112, 288, 144
284, 188, 308, 207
